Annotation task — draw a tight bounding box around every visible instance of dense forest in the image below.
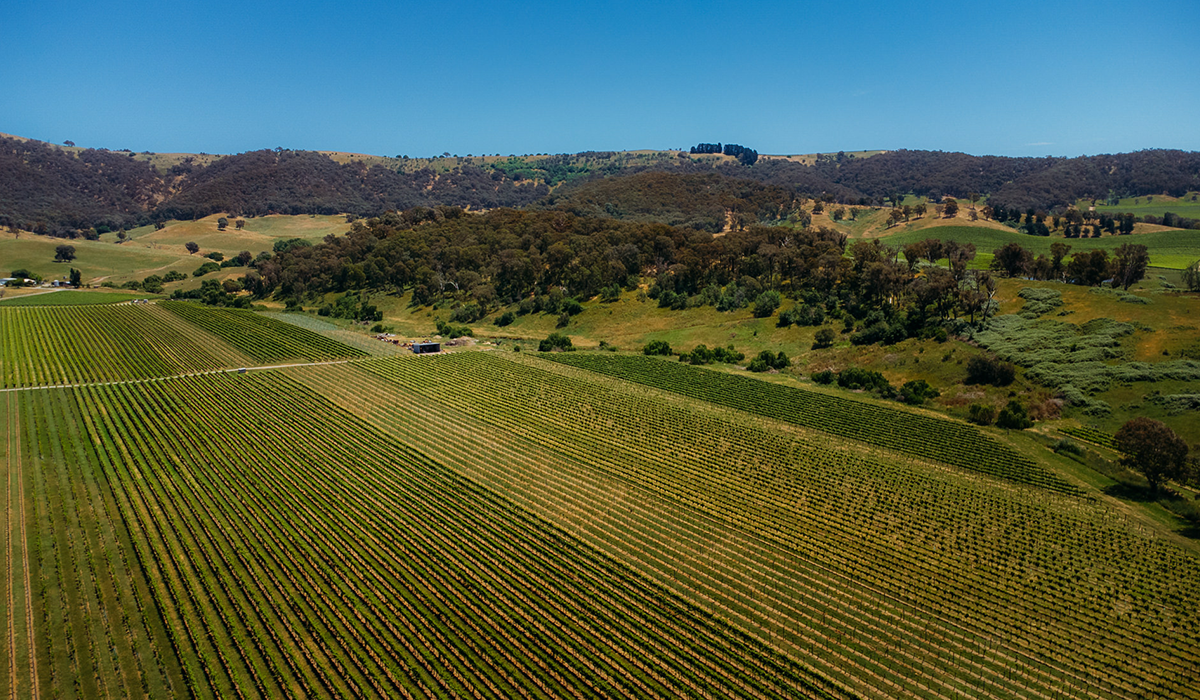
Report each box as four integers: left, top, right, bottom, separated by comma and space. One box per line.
2, 133, 1198, 237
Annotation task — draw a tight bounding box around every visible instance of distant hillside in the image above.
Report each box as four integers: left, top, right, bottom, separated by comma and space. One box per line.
544, 171, 805, 232
0, 136, 166, 234
2, 132, 1199, 237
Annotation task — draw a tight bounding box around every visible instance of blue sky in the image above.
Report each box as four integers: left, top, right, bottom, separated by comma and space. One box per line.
2, 0, 1197, 158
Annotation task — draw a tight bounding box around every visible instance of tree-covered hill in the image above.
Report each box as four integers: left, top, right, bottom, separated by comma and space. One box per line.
2, 133, 1198, 237
543, 171, 807, 232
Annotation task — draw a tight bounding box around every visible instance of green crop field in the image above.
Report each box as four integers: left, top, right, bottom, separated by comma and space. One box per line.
2, 300, 1199, 699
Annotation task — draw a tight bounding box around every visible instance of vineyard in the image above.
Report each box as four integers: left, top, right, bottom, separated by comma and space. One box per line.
542, 353, 1073, 492
0, 302, 366, 390
2, 305, 1199, 699
0, 304, 251, 388
160, 301, 369, 362
2, 373, 831, 699
289, 352, 1200, 700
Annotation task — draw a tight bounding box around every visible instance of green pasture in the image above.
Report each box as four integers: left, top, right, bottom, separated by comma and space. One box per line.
0, 289, 161, 306
884, 225, 1200, 269
0, 232, 194, 284
1082, 193, 1200, 219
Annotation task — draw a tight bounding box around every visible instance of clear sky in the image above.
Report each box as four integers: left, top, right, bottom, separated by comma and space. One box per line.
2, 0, 1197, 158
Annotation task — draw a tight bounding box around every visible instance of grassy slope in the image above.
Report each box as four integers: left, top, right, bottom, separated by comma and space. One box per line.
0, 214, 350, 287
883, 224, 1200, 269
0, 289, 162, 306
1081, 193, 1200, 219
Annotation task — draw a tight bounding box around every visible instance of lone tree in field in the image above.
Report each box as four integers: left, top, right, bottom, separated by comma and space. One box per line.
69, 268, 82, 287
55, 244, 76, 262
185, 241, 199, 255
942, 198, 959, 218
217, 217, 229, 231
1114, 417, 1189, 494
1112, 243, 1149, 290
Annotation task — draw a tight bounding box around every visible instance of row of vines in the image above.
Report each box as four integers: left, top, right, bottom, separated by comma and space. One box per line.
3, 373, 832, 699
284, 352, 1200, 700
160, 301, 368, 363
0, 304, 250, 388
542, 353, 1072, 492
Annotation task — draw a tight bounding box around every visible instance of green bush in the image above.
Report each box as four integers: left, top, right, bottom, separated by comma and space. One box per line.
899, 380, 941, 405
968, 403, 997, 426
966, 356, 1017, 386
450, 302, 485, 323
811, 370, 835, 385
193, 261, 220, 277
435, 320, 473, 338
748, 350, 790, 372
679, 344, 744, 365
1017, 288, 1063, 318
538, 332, 574, 352
562, 298, 584, 315
812, 328, 836, 349
753, 290, 782, 318
643, 340, 672, 356
996, 400, 1033, 429
163, 270, 187, 282
837, 367, 892, 394
495, 310, 516, 327
141, 275, 164, 294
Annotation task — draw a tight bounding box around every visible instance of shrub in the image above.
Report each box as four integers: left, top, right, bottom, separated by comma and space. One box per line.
562, 298, 584, 315
204, 251, 225, 262
538, 332, 574, 352
966, 355, 1016, 386
599, 284, 621, 302
996, 400, 1033, 429
317, 304, 332, 317
680, 344, 743, 365
899, 380, 940, 405
556, 312, 570, 328
753, 290, 782, 318
495, 311, 516, 327
435, 320, 473, 338
193, 261, 220, 277
812, 328, 836, 349
811, 370, 835, 385
163, 270, 187, 282
450, 303, 484, 323
141, 275, 164, 294
968, 403, 997, 425
837, 367, 892, 394
748, 350, 790, 372
643, 340, 672, 356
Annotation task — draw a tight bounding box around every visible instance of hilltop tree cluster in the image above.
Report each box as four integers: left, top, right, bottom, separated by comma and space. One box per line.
689, 143, 759, 166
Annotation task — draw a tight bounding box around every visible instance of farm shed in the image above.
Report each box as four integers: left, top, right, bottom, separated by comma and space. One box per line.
412, 342, 441, 354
